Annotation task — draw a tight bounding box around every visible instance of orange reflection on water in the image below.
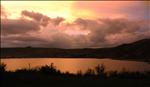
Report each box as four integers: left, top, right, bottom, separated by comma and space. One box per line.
1, 58, 150, 73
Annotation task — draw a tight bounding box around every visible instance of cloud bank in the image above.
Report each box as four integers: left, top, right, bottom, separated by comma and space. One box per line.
1, 10, 150, 48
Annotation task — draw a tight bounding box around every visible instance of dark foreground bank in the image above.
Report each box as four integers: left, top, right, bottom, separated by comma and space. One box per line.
1, 63, 150, 87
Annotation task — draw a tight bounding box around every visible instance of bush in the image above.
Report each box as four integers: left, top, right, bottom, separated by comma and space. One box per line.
85, 68, 95, 76
95, 64, 107, 78
38, 63, 61, 75
0, 63, 6, 73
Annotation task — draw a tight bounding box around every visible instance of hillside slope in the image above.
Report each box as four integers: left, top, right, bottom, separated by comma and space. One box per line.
1, 39, 150, 60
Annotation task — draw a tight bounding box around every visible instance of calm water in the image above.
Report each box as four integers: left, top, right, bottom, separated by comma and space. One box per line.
1, 58, 150, 73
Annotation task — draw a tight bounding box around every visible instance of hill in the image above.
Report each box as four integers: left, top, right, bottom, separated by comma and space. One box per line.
1, 39, 150, 61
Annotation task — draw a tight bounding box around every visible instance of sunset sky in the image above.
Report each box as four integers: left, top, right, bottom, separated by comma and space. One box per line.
1, 1, 150, 48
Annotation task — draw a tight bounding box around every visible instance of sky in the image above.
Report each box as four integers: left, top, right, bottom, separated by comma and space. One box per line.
1, 1, 150, 48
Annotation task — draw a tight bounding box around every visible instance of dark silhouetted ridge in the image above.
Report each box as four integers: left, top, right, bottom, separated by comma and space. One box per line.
1, 39, 150, 61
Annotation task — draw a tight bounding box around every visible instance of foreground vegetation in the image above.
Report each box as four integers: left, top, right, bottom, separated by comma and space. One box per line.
1, 63, 150, 87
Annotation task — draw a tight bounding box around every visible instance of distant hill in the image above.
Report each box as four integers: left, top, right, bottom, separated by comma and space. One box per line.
108, 39, 150, 59
1, 39, 150, 61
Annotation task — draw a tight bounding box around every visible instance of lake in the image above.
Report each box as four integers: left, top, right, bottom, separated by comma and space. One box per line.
1, 58, 150, 73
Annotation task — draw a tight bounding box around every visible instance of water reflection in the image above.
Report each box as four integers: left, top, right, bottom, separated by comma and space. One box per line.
1, 58, 150, 73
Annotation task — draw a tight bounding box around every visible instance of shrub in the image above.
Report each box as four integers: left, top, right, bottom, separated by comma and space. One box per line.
38, 63, 61, 75
95, 64, 107, 78
0, 63, 6, 73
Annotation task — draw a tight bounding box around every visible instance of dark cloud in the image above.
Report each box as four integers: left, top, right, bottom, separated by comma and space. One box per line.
22, 10, 50, 26
1, 32, 73, 48
52, 17, 65, 26
75, 18, 150, 47
1, 10, 67, 48
47, 34, 73, 48
21, 10, 64, 26
1, 35, 50, 47
1, 19, 40, 35
60, 18, 149, 48
1, 10, 149, 48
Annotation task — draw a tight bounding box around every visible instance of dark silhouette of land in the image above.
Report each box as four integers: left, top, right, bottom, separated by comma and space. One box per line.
1, 39, 150, 87
1, 39, 150, 63
1, 63, 150, 87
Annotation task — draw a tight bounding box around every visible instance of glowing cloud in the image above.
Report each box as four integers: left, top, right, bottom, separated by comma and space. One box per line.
1, 1, 149, 48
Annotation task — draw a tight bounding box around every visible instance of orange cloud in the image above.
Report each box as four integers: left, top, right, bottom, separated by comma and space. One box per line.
1, 1, 149, 48
72, 1, 149, 20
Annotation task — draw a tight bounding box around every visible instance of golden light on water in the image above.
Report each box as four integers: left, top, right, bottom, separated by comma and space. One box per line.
1, 58, 150, 73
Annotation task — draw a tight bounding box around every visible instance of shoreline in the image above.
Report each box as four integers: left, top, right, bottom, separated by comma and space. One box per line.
1, 57, 150, 64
